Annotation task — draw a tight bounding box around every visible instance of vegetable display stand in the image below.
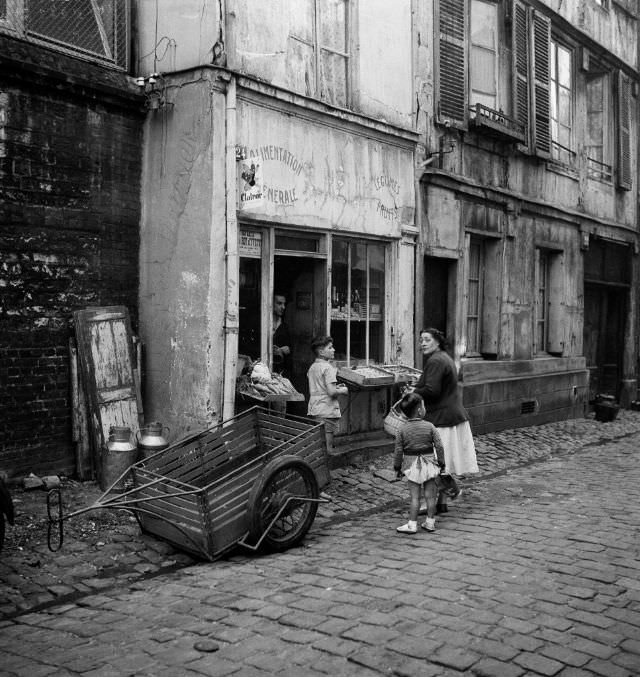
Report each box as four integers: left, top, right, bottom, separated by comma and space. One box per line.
47, 407, 329, 561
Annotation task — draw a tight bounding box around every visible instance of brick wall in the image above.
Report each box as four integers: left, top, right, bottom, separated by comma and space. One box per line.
0, 37, 145, 480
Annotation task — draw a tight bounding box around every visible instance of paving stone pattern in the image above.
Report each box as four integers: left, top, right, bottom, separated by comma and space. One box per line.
1, 412, 640, 675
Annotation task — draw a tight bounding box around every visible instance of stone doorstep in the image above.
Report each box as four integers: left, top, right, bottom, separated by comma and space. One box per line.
328, 435, 394, 469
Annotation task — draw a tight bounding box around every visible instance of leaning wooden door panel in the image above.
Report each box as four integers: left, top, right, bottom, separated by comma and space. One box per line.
74, 306, 140, 480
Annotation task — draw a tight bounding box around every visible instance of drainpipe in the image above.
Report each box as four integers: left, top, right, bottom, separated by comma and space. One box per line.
221, 74, 239, 421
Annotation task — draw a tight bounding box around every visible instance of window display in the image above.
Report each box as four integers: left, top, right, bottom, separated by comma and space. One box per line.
330, 239, 385, 363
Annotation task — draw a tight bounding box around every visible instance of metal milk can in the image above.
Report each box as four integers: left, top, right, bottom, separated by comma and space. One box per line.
101, 425, 137, 492
137, 421, 170, 459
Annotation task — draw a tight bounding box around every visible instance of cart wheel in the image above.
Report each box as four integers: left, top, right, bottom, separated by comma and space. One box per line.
248, 456, 319, 552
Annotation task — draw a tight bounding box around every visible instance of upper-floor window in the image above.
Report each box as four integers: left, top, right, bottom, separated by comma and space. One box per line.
0, 0, 129, 70
586, 72, 612, 181
288, 0, 349, 108
470, 0, 498, 111
550, 40, 574, 164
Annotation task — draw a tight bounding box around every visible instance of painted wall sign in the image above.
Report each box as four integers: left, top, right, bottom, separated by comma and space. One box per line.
239, 229, 262, 257
239, 144, 303, 208
239, 158, 264, 207
237, 101, 415, 234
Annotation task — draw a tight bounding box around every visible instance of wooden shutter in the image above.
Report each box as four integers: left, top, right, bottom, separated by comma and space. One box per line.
616, 70, 632, 190
512, 0, 530, 149
531, 11, 551, 158
436, 0, 468, 128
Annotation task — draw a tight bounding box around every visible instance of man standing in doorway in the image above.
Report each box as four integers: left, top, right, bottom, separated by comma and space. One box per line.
273, 293, 292, 378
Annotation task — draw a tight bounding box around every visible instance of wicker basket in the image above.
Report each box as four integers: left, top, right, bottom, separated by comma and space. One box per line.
383, 400, 407, 437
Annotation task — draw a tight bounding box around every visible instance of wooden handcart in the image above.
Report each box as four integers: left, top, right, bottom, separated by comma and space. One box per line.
47, 407, 330, 561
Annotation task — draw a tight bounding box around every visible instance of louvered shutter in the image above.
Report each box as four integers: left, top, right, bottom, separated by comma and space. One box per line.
437, 0, 468, 128
531, 11, 551, 158
512, 0, 530, 149
616, 70, 632, 190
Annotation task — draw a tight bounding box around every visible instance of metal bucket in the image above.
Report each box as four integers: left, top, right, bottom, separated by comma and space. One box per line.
137, 421, 170, 459
101, 426, 137, 492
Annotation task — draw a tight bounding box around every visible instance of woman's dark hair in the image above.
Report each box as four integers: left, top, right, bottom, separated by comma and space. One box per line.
420, 327, 448, 350
399, 392, 423, 418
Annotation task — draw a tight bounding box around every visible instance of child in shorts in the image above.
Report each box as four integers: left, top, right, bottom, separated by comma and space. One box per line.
307, 335, 348, 452
394, 392, 445, 534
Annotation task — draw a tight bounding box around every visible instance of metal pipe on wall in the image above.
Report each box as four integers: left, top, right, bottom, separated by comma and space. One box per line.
221, 74, 239, 421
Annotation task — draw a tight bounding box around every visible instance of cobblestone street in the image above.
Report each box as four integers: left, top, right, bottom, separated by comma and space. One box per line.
1, 412, 640, 675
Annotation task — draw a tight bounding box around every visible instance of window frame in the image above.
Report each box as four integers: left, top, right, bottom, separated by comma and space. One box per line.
462, 227, 502, 359
289, 0, 351, 108
469, 0, 499, 112
585, 69, 613, 183
549, 37, 575, 166
329, 237, 388, 365
533, 246, 565, 356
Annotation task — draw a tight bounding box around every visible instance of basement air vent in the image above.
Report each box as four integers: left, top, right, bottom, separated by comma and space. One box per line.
520, 400, 537, 415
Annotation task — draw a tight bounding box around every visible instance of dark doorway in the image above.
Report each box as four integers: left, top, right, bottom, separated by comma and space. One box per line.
274, 255, 326, 415
423, 257, 451, 332
583, 283, 626, 402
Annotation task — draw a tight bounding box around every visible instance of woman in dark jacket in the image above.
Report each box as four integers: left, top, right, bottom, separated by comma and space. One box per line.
411, 328, 478, 511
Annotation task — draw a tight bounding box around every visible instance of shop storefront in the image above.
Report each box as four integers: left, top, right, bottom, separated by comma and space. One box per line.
233, 92, 418, 442
139, 71, 418, 444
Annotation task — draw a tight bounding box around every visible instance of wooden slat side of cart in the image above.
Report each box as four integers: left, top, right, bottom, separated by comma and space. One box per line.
130, 407, 328, 560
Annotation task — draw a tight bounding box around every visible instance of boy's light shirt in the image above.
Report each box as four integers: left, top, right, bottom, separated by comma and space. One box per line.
307, 358, 342, 418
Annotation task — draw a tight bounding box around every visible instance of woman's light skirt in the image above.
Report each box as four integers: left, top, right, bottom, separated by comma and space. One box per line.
436, 421, 478, 475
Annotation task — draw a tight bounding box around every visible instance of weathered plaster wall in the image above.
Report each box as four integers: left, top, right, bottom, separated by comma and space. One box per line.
540, 0, 638, 68
135, 0, 221, 76
139, 74, 226, 438
0, 37, 144, 479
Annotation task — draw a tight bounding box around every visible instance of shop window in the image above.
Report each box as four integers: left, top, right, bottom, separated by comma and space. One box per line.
534, 248, 564, 355
465, 235, 500, 357
330, 239, 385, 363
550, 39, 574, 165
288, 0, 349, 108
586, 72, 612, 182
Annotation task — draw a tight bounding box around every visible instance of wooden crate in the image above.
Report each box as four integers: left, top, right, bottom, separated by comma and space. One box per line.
337, 364, 395, 387
381, 364, 422, 383
130, 407, 328, 560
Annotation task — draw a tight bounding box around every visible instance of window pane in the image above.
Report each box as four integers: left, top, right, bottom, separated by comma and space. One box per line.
557, 45, 572, 87
331, 240, 385, 363
319, 0, 346, 52
290, 0, 314, 42
558, 87, 571, 126
471, 47, 497, 96
286, 38, 315, 97
320, 50, 347, 107
471, 0, 497, 49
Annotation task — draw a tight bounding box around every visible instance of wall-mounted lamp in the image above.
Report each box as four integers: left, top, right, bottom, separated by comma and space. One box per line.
419, 143, 455, 167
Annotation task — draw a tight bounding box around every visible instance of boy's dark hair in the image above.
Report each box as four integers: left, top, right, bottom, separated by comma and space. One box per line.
310, 335, 333, 355
399, 392, 424, 418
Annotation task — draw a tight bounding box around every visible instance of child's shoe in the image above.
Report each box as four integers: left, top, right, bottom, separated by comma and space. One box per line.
396, 521, 417, 534
421, 517, 436, 533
